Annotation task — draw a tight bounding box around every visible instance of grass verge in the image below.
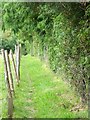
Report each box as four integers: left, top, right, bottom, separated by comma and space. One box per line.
1, 54, 88, 118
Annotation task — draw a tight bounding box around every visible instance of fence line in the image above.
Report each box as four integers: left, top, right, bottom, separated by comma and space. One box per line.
2, 44, 21, 118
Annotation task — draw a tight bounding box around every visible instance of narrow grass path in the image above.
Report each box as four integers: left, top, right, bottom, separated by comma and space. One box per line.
14, 55, 87, 118
1, 55, 88, 118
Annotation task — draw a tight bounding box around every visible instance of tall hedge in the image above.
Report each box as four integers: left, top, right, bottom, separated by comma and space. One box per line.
2, 2, 90, 104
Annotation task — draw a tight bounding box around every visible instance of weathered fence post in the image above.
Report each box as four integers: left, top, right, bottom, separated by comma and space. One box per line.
7, 96, 13, 118
10, 50, 18, 83
5, 50, 15, 95
2, 49, 13, 118
17, 45, 20, 83
1, 49, 12, 97
15, 45, 17, 64
15, 44, 20, 85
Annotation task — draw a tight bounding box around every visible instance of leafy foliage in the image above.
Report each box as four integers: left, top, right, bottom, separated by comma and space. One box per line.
0, 31, 16, 53
2, 2, 90, 104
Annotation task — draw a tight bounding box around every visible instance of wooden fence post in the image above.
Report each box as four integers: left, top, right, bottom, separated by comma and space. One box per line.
17, 45, 20, 82
2, 49, 13, 118
15, 45, 20, 85
10, 50, 18, 83
1, 49, 12, 97
18, 45, 20, 81
15, 45, 17, 65
5, 50, 15, 95
7, 97, 13, 118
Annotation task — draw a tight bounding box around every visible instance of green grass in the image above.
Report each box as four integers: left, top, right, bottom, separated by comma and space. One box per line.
0, 54, 3, 119
1, 54, 88, 118
0, 54, 8, 118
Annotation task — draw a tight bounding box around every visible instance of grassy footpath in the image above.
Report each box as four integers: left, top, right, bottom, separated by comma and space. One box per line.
1, 55, 88, 118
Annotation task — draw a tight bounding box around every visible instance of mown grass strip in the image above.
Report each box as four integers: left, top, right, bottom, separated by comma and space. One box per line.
1, 55, 88, 118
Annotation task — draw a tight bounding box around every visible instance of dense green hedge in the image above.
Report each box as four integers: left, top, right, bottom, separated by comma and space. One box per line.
2, 2, 90, 105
